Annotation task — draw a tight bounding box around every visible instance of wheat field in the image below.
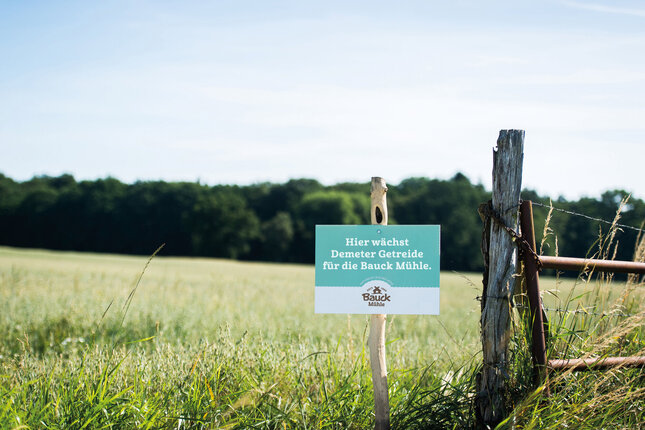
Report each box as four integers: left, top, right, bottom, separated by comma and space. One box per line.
1, 246, 642, 429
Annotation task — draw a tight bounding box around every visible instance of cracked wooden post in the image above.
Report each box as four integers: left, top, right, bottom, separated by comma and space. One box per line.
477, 130, 524, 428
369, 177, 390, 430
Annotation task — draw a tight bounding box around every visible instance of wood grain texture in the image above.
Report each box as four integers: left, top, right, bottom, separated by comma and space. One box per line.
369, 177, 390, 430
477, 130, 524, 427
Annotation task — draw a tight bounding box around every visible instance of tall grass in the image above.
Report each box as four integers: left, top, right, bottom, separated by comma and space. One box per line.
0, 247, 485, 428
1, 202, 643, 430
499, 198, 645, 429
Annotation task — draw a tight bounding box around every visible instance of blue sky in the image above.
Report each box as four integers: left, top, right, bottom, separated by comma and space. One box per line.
1, 0, 644, 199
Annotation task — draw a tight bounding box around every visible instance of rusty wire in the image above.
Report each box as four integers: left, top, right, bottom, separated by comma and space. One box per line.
514, 304, 639, 318
478, 201, 543, 270
531, 201, 645, 233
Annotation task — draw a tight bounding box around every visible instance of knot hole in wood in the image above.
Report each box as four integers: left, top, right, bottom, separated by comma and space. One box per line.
375, 206, 384, 224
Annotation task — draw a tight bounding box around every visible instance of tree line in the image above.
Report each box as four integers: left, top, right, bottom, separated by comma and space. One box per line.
0, 172, 643, 272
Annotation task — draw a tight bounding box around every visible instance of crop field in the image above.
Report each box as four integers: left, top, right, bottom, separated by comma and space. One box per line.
0, 246, 486, 366
1, 246, 643, 429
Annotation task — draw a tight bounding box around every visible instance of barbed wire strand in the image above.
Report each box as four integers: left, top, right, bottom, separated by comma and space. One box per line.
514, 304, 639, 318
475, 295, 639, 317
530, 201, 644, 234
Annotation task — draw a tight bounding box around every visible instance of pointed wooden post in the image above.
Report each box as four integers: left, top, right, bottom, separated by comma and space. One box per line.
477, 130, 524, 427
369, 176, 390, 430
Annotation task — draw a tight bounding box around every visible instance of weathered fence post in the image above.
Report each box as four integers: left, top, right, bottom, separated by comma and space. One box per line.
369, 177, 390, 430
477, 130, 524, 427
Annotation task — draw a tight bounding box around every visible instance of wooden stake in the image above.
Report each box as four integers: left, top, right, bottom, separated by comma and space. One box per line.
477, 130, 524, 427
520, 200, 548, 386
369, 177, 390, 430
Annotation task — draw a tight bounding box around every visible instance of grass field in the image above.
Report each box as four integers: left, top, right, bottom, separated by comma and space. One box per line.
1, 245, 643, 429
0, 246, 485, 367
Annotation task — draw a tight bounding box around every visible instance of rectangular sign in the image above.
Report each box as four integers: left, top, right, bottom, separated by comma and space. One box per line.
315, 225, 440, 315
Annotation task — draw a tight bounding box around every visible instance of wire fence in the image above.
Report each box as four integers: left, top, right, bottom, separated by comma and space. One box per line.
515, 304, 640, 319
530, 200, 645, 234
512, 199, 645, 319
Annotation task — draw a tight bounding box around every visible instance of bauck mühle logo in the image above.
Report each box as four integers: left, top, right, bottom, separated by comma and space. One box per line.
362, 285, 391, 307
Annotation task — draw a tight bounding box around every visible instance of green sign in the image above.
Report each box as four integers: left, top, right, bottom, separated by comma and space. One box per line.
315, 225, 440, 314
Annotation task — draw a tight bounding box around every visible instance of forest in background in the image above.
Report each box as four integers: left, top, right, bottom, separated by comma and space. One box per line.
0, 172, 643, 272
